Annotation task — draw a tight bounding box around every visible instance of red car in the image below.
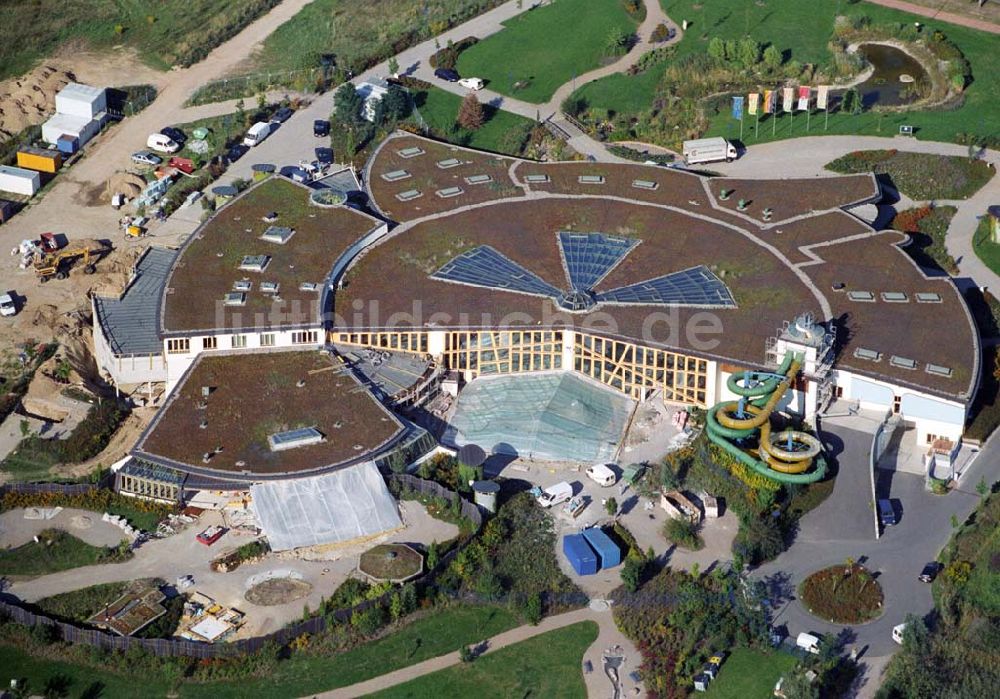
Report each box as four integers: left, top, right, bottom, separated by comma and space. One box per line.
196, 525, 225, 546
168, 156, 195, 174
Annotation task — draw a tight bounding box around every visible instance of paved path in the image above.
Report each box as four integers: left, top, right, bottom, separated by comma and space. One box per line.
711, 135, 1000, 292
864, 0, 1000, 34
314, 602, 640, 699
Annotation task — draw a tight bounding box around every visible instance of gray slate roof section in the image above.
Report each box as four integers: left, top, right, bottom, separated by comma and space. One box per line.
95, 247, 176, 356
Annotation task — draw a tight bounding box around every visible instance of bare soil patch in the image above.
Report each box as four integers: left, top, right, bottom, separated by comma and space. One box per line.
245, 577, 313, 606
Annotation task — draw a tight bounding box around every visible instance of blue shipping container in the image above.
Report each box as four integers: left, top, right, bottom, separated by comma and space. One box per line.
583, 527, 621, 569
563, 534, 598, 575
56, 135, 78, 155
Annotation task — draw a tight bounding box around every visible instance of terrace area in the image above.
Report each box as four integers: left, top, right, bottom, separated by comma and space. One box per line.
134, 351, 404, 477
161, 177, 382, 335
709, 174, 880, 223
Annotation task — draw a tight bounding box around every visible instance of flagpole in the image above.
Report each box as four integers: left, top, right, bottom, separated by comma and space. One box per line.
825, 107, 829, 131
755, 110, 759, 140
807, 108, 811, 132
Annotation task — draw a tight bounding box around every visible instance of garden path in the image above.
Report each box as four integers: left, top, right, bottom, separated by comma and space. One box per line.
864, 0, 1000, 35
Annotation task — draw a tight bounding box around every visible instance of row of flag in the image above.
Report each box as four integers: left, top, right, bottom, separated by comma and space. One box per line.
732, 86, 832, 120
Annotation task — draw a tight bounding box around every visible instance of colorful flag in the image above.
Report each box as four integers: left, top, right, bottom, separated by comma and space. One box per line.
732, 95, 744, 120
798, 86, 811, 111
763, 89, 775, 114
816, 85, 830, 110
748, 92, 759, 116
782, 87, 794, 113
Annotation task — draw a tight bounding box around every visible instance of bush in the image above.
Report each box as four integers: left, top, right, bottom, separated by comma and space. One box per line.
663, 517, 703, 550
350, 604, 387, 636
734, 514, 785, 565
800, 563, 884, 624
650, 23, 671, 43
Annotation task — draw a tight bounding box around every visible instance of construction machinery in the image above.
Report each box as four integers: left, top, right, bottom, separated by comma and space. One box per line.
33, 238, 112, 281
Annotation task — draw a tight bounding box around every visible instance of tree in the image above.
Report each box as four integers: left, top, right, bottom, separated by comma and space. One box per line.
605, 497, 619, 516
621, 556, 643, 592
459, 645, 475, 662
604, 26, 631, 57
763, 44, 782, 69
780, 671, 820, 699
457, 92, 485, 130
523, 592, 542, 625
738, 38, 761, 68
334, 83, 363, 125
426, 540, 439, 569
724, 39, 738, 62
387, 56, 400, 77
707, 37, 726, 62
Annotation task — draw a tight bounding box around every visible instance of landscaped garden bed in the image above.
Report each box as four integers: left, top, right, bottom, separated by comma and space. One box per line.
892, 205, 959, 275
826, 150, 993, 200
800, 562, 884, 624
0, 529, 131, 577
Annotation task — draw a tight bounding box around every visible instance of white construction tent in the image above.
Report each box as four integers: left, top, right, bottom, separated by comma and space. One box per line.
250, 462, 402, 552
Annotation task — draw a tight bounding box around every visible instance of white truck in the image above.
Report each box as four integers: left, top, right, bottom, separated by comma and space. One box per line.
243, 121, 272, 148
0, 292, 17, 317
585, 463, 617, 487
682, 137, 737, 165
535, 481, 573, 508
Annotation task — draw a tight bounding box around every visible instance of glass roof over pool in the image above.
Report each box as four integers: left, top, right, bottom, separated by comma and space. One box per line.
431, 232, 735, 312
445, 372, 634, 463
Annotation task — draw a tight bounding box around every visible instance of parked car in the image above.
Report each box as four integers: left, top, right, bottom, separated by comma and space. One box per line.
919, 562, 941, 583
0, 292, 17, 317
585, 463, 617, 487
160, 126, 187, 144
243, 121, 272, 147
272, 106, 294, 123
313, 119, 331, 137
892, 623, 906, 645
146, 133, 180, 153
458, 77, 484, 90
434, 67, 460, 82
878, 498, 898, 527
227, 144, 250, 163
315, 147, 334, 165
131, 150, 162, 166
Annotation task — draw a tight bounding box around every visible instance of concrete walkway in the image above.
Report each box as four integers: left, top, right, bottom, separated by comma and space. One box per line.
710, 135, 1000, 293
864, 0, 1000, 34
314, 602, 640, 699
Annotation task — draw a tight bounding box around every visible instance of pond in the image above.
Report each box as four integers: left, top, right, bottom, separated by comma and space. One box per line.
856, 43, 930, 107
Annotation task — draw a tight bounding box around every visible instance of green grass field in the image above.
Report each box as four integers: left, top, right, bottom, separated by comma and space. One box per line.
412, 85, 537, 155
1, 605, 521, 697
0, 445, 61, 483
973, 217, 1000, 278
0, 0, 280, 80
0, 529, 119, 577
455, 0, 637, 103
703, 648, 798, 698
575, 0, 1000, 146
370, 621, 599, 698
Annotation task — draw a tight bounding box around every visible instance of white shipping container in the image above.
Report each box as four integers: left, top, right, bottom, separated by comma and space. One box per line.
55, 83, 107, 120
0, 165, 41, 196
41, 113, 102, 148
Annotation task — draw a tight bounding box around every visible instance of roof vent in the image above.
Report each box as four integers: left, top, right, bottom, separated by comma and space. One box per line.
299, 282, 319, 292
233, 280, 252, 292
260, 281, 280, 294
926, 363, 953, 377
831, 282, 845, 291
268, 427, 323, 451
296, 379, 306, 388
916, 292, 942, 303
263, 211, 278, 222
881, 292, 908, 303
239, 255, 270, 272
199, 420, 208, 430
235, 460, 246, 468
261, 226, 295, 244
890, 355, 917, 370
847, 291, 875, 302
853, 347, 882, 362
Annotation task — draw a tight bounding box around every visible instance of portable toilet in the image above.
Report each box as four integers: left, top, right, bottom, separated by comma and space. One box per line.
471, 480, 500, 513
56, 134, 79, 155
582, 527, 621, 569
562, 534, 598, 576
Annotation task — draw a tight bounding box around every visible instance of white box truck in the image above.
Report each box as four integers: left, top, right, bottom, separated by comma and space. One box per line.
536, 481, 573, 508
682, 137, 737, 165
244, 122, 272, 147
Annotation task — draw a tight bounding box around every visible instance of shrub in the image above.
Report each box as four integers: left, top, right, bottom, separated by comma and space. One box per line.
523, 592, 542, 625
663, 518, 703, 550
734, 514, 785, 565
800, 563, 884, 623
650, 23, 671, 43
350, 604, 387, 636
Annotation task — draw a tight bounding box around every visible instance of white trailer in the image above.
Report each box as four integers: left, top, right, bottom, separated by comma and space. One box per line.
0, 165, 41, 196
55, 83, 107, 120
682, 137, 737, 165
536, 481, 573, 508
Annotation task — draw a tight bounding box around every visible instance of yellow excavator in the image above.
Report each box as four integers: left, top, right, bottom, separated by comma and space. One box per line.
33, 238, 112, 282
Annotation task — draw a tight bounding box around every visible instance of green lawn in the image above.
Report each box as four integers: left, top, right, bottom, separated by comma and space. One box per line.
412, 85, 537, 155
973, 216, 1000, 278
703, 647, 798, 698
575, 0, 1000, 146
370, 621, 598, 698
0, 529, 121, 577
0, 0, 280, 79
1, 646, 150, 699
456, 0, 637, 103
0, 446, 61, 483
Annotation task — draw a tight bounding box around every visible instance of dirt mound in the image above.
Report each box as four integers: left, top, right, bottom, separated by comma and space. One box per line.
105, 172, 146, 202
245, 577, 313, 606
0, 64, 75, 142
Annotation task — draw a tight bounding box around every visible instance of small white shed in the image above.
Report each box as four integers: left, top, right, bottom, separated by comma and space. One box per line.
55, 83, 107, 120
0, 165, 41, 196
41, 113, 101, 148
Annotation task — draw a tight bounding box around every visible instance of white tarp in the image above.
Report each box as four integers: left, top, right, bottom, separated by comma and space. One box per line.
250, 462, 401, 551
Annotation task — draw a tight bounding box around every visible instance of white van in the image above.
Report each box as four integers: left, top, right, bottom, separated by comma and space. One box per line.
795, 632, 821, 654
146, 133, 180, 154
0, 292, 17, 317
892, 623, 907, 645
536, 481, 573, 508
586, 464, 617, 487
243, 121, 272, 147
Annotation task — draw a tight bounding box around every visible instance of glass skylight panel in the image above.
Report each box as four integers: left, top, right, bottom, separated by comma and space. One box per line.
239, 255, 270, 272
596, 266, 736, 307
432, 246, 562, 298
268, 427, 324, 452
558, 231, 639, 290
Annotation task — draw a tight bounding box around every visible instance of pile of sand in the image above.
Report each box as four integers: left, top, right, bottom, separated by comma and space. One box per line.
106, 172, 146, 201
0, 64, 75, 142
